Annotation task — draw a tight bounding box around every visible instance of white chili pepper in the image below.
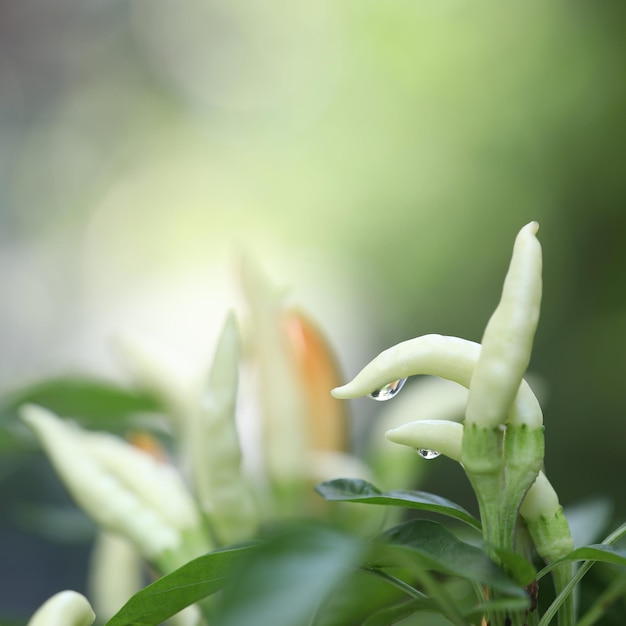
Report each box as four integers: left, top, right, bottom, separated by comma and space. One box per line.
240, 256, 310, 490
465, 222, 542, 427
386, 418, 571, 564
88, 532, 142, 623
386, 419, 463, 461
87, 431, 200, 532
369, 377, 468, 490
331, 334, 542, 427
520, 472, 575, 563
334, 222, 573, 625
27, 591, 95, 626
21, 405, 202, 561
190, 313, 257, 544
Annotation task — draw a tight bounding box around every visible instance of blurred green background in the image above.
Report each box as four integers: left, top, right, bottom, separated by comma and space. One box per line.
1, 0, 626, 621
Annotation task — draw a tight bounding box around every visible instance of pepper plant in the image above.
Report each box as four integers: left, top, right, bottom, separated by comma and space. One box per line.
7, 223, 626, 626
322, 222, 626, 625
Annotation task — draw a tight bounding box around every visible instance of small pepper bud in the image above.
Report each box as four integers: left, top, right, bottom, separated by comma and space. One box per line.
520, 472, 575, 564
385, 419, 464, 461
385, 419, 573, 565
27, 591, 95, 626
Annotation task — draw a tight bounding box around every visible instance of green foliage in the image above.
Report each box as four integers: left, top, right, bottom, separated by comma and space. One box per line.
361, 599, 439, 626
539, 544, 626, 578
104, 544, 256, 626
315, 478, 481, 531
211, 524, 362, 626
103, 517, 532, 626
9, 229, 626, 626
0, 377, 162, 449
11, 359, 626, 625
375, 520, 526, 599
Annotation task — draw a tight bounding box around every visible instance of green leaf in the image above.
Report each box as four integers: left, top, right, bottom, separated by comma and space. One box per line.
315, 478, 481, 530
376, 519, 526, 598
314, 568, 415, 626
213, 523, 363, 626
565, 544, 626, 567
0, 426, 27, 453
363, 598, 440, 626
538, 544, 626, 579
494, 547, 536, 586
13, 504, 95, 543
105, 544, 256, 626
0, 377, 162, 432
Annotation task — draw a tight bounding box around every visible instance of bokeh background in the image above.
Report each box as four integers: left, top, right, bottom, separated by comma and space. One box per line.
1, 0, 626, 621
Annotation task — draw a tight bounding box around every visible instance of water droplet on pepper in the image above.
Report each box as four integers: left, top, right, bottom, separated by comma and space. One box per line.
369, 378, 407, 401
416, 448, 441, 460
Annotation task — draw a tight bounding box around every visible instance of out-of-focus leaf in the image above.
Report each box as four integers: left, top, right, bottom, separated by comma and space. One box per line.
564, 497, 614, 548
0, 377, 163, 432
494, 548, 536, 587
315, 478, 481, 530
363, 598, 440, 626
376, 520, 526, 598
313, 568, 412, 626
105, 544, 256, 626
0, 426, 29, 453
13, 504, 95, 543
213, 523, 363, 626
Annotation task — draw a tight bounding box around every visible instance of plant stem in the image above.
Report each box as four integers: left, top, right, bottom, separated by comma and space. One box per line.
462, 424, 506, 551
538, 561, 585, 626
537, 523, 626, 626
551, 562, 575, 626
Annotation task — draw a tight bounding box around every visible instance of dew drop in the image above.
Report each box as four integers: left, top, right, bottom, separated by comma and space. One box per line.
369, 378, 407, 401
416, 448, 441, 460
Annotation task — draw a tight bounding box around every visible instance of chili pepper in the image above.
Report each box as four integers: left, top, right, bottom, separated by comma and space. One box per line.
27, 591, 95, 626
466, 222, 542, 428
21, 405, 204, 564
